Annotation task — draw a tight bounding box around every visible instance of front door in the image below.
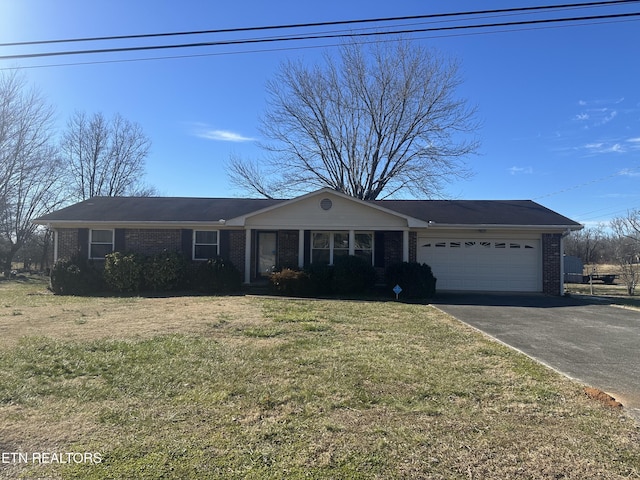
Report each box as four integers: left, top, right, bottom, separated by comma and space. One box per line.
257, 232, 277, 277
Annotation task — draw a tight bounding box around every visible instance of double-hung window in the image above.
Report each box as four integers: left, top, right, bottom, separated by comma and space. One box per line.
193, 230, 219, 260
311, 231, 373, 265
89, 229, 114, 259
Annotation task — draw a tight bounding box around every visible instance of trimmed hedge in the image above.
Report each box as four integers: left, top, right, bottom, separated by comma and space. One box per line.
270, 255, 377, 297
270, 268, 311, 296
49, 254, 104, 295
384, 261, 437, 299
143, 251, 187, 291
332, 255, 377, 294
192, 256, 242, 293
104, 252, 144, 292
50, 252, 241, 295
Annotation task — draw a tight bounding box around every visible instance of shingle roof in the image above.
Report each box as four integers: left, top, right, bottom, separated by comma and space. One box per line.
35, 196, 285, 223
34, 195, 581, 227
373, 199, 580, 226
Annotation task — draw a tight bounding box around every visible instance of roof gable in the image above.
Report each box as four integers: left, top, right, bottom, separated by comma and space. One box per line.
232, 189, 417, 229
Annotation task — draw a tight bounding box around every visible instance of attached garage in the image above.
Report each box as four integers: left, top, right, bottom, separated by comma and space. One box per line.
417, 237, 542, 292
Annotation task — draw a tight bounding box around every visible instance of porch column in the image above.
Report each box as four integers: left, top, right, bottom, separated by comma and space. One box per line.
298, 229, 305, 269
402, 230, 409, 262
53, 229, 59, 264
244, 228, 252, 284
348, 230, 355, 256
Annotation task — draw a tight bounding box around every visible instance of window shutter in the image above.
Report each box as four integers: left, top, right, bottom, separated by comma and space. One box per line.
375, 231, 385, 267
181, 229, 193, 259
303, 230, 310, 267
219, 230, 229, 259
77, 229, 89, 258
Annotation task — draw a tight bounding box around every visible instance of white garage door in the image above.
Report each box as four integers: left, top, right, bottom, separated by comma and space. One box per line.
417, 238, 541, 292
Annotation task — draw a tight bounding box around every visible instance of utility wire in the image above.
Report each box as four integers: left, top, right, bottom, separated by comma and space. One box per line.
2, 0, 638, 48
2, 11, 639, 61
3, 16, 636, 71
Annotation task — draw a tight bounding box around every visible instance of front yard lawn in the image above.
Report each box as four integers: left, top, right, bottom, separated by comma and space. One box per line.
1, 277, 639, 479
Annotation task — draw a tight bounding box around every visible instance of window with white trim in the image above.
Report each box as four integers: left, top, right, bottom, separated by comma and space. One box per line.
89, 229, 114, 259
311, 231, 373, 265
193, 230, 219, 260
354, 233, 374, 264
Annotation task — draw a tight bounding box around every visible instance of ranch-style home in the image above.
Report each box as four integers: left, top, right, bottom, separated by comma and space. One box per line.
34, 188, 582, 295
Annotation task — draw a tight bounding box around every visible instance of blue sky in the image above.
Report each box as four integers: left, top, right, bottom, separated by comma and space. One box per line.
1, 0, 639, 227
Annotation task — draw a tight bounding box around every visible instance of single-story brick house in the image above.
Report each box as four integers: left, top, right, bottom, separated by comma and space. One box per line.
33, 188, 582, 295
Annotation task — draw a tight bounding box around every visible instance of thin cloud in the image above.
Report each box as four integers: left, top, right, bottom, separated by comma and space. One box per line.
190, 123, 256, 142
199, 129, 256, 142
582, 141, 626, 155
508, 166, 533, 175
618, 168, 640, 177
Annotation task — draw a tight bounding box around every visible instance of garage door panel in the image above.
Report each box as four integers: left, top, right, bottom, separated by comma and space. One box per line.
417, 237, 541, 292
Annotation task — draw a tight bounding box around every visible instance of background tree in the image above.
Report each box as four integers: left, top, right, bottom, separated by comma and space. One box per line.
564, 224, 608, 264
0, 71, 64, 276
61, 111, 154, 200
229, 38, 479, 200
610, 211, 640, 295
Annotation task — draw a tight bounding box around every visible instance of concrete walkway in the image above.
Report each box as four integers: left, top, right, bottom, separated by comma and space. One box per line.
433, 293, 640, 423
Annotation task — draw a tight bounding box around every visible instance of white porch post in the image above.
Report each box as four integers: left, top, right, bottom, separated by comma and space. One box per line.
244, 228, 252, 284
403, 230, 410, 262
348, 230, 355, 256
53, 228, 59, 263
560, 233, 566, 296
298, 229, 305, 269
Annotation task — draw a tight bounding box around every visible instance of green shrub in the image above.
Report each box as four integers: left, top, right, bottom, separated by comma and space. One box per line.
143, 251, 187, 291
49, 254, 103, 295
332, 255, 377, 295
104, 252, 144, 292
193, 257, 242, 293
270, 268, 311, 296
304, 263, 335, 295
385, 262, 437, 299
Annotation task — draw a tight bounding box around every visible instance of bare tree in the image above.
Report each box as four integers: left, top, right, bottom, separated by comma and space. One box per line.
0, 70, 65, 275
229, 38, 479, 200
564, 224, 607, 264
610, 210, 640, 295
61, 111, 154, 200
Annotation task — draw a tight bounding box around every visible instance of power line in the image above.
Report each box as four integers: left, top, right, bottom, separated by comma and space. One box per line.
2, 16, 637, 72
1, 10, 639, 62
2, 0, 637, 48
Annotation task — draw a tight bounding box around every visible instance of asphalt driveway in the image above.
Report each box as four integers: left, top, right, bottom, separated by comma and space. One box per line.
433, 293, 640, 423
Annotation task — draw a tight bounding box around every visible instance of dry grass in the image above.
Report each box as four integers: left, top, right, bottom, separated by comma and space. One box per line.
1, 276, 639, 479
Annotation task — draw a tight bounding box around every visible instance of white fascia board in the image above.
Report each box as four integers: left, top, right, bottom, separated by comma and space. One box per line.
423, 223, 583, 231
34, 220, 229, 229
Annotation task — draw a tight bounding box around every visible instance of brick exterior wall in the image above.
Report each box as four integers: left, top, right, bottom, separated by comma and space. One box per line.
409, 231, 417, 263
382, 231, 403, 267
227, 230, 246, 281
125, 229, 181, 256
278, 230, 299, 270
542, 233, 562, 295
56, 229, 80, 261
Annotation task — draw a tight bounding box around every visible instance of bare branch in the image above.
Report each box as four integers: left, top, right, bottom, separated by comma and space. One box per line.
60, 111, 152, 200
230, 38, 479, 200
